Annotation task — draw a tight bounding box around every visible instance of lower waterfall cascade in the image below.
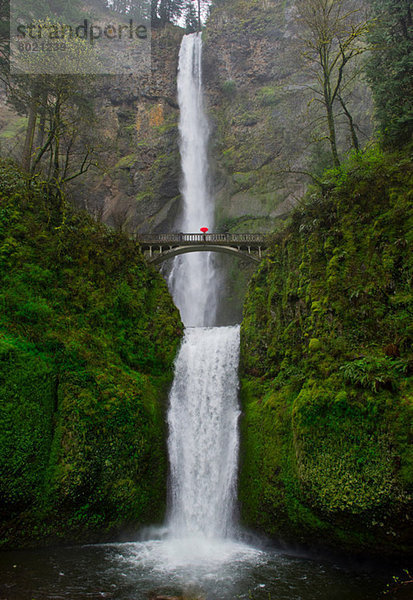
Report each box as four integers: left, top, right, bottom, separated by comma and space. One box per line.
167, 326, 241, 540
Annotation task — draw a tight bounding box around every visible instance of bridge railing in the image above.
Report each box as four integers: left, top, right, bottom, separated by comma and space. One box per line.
136, 233, 267, 244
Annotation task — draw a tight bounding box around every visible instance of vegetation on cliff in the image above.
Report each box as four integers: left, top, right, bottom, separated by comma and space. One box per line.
238, 0, 412, 559
239, 146, 412, 557
366, 0, 413, 148
0, 160, 183, 548
204, 0, 373, 235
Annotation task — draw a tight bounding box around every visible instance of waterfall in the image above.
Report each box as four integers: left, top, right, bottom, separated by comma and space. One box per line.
168, 33, 217, 327
168, 326, 240, 538
165, 33, 240, 543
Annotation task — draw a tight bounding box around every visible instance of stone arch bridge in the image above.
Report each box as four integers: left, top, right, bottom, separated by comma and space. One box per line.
137, 233, 269, 265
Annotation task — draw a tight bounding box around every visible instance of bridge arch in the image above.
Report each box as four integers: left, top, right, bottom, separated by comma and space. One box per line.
149, 244, 261, 265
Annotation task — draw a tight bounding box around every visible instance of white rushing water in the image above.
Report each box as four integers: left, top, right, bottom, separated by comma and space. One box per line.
126, 32, 256, 574
168, 326, 241, 539
168, 32, 217, 327
164, 32, 243, 556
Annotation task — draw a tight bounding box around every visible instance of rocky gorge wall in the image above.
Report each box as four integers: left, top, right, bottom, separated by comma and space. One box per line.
203, 0, 372, 235
73, 25, 185, 234
0, 24, 185, 234
201, 0, 373, 321
238, 148, 413, 559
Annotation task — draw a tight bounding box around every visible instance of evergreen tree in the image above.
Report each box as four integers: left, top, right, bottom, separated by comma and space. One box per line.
366, 0, 413, 146
0, 0, 9, 59
156, 0, 185, 25
185, 0, 198, 32
152, 0, 204, 28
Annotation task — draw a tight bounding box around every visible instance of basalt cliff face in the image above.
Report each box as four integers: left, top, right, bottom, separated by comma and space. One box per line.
203, 0, 372, 235
1, 1, 372, 239
204, 0, 305, 234
0, 25, 185, 234
72, 25, 185, 233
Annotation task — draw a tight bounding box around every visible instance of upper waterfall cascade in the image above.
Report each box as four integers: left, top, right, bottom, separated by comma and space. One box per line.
168, 32, 217, 328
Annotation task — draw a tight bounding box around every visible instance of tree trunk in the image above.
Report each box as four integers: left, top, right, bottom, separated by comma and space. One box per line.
339, 95, 360, 152
51, 97, 61, 183
22, 99, 37, 172
197, 0, 201, 31
321, 51, 340, 168
326, 101, 340, 167
35, 91, 47, 151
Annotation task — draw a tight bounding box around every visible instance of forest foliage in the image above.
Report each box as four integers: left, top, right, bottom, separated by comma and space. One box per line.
239, 145, 413, 557
0, 160, 182, 546
237, 0, 412, 558
365, 0, 413, 147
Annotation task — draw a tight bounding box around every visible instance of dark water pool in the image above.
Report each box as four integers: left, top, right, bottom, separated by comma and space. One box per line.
0, 536, 406, 600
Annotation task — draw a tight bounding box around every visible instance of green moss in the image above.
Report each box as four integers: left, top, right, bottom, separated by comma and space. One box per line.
221, 80, 237, 98
0, 336, 55, 512
114, 154, 136, 169
256, 86, 283, 107
0, 161, 183, 548
239, 147, 413, 558
308, 338, 322, 352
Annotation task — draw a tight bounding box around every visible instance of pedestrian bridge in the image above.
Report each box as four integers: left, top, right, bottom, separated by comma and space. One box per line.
136, 233, 269, 265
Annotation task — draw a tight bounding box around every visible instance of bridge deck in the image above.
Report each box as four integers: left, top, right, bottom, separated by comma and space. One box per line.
137, 233, 268, 247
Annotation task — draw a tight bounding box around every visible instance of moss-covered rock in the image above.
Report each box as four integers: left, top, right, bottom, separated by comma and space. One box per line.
0, 161, 183, 548
239, 147, 413, 559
